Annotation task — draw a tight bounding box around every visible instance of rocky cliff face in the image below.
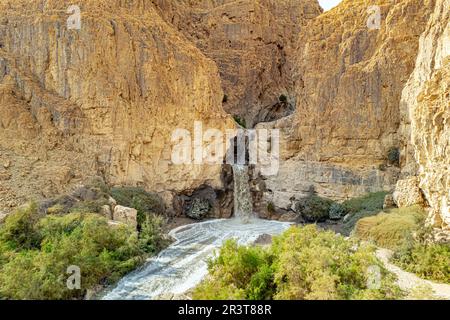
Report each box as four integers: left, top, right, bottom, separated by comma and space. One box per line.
154, 0, 322, 127
257, 0, 435, 213
0, 0, 234, 214
397, 0, 449, 232
0, 0, 448, 232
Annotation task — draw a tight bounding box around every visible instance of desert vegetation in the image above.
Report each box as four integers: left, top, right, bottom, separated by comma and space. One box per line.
193, 225, 403, 300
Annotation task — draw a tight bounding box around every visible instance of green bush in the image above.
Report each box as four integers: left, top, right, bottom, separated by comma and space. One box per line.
110, 187, 164, 228
353, 204, 449, 284
193, 225, 403, 300
295, 195, 334, 222
393, 243, 450, 284
233, 115, 247, 128
272, 226, 401, 300
354, 206, 425, 250
341, 191, 388, 236
342, 191, 388, 214
0, 203, 168, 300
69, 199, 109, 214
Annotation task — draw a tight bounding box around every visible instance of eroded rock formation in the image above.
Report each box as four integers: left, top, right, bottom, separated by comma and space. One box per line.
0, 0, 234, 213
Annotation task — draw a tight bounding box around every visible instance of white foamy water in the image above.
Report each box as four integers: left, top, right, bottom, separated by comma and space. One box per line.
101, 218, 290, 300
102, 165, 289, 300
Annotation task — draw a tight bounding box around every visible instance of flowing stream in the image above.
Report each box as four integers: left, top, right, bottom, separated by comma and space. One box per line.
102, 166, 290, 300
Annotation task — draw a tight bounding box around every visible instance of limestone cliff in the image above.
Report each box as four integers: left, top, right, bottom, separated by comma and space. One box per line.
0, 0, 234, 213
257, 0, 435, 213
153, 0, 322, 127
397, 0, 449, 231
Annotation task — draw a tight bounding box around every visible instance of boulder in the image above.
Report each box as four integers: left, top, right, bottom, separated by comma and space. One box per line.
113, 205, 138, 229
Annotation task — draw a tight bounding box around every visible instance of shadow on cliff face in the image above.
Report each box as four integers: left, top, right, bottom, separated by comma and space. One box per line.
172, 165, 234, 220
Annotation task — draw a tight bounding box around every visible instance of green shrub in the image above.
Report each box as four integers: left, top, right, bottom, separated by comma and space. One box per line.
193, 240, 275, 300
0, 202, 42, 250
110, 187, 164, 228
223, 95, 228, 103
267, 202, 275, 214
272, 226, 401, 300
393, 243, 450, 284
69, 199, 109, 214
295, 195, 334, 222
329, 203, 346, 220
194, 225, 403, 300
341, 191, 388, 236
406, 284, 440, 300
46, 204, 65, 215
342, 192, 388, 214
354, 206, 425, 250
138, 214, 171, 254
353, 204, 449, 284
279, 95, 288, 103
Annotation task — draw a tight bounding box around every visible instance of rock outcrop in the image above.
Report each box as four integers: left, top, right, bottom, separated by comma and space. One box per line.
397, 0, 449, 231
393, 177, 425, 208
0, 0, 234, 213
113, 205, 138, 229
154, 0, 322, 127
256, 0, 436, 214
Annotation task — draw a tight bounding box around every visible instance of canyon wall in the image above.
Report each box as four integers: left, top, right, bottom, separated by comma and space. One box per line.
397, 0, 449, 231
0, 0, 234, 214
257, 0, 436, 213
154, 0, 322, 127
0, 0, 448, 229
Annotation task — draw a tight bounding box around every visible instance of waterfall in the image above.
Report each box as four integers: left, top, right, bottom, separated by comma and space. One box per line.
233, 165, 254, 222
